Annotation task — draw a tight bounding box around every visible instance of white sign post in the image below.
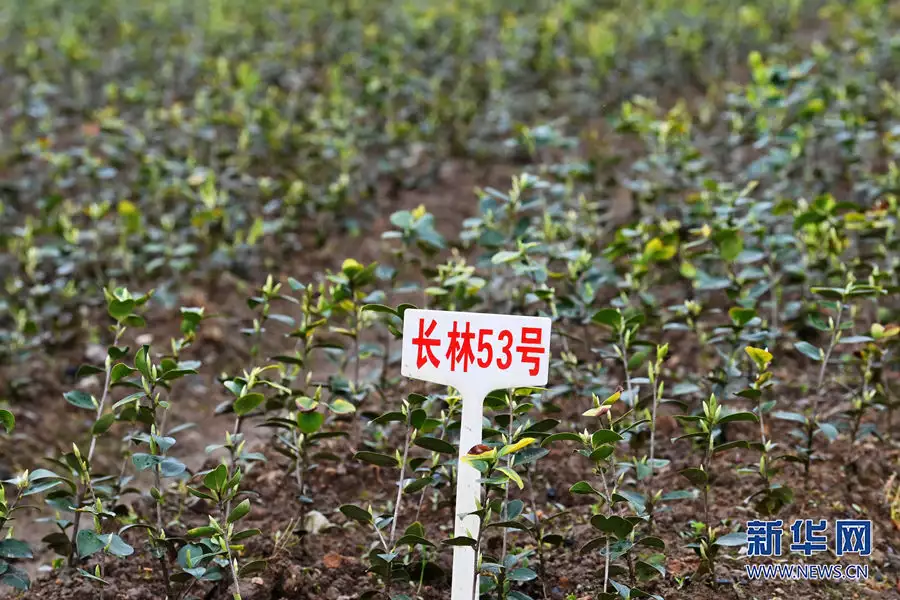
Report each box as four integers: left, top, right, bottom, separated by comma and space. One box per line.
401, 309, 551, 600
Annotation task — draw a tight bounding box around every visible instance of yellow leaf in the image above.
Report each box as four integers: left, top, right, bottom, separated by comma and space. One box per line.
745, 346, 773, 370
499, 437, 536, 457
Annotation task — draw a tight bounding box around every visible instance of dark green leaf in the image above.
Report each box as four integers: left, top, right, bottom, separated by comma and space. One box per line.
715, 532, 748, 547
679, 468, 708, 486
339, 504, 373, 524
794, 341, 822, 361
227, 499, 251, 523
0, 540, 32, 559
64, 390, 96, 410
413, 436, 456, 454
354, 451, 399, 468
234, 393, 265, 416
0, 410, 13, 434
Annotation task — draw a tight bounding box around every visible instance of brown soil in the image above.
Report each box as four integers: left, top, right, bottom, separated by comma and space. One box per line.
3, 159, 900, 600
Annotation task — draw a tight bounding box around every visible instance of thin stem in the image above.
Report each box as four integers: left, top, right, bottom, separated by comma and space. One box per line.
648, 372, 660, 483
389, 425, 412, 545
619, 331, 634, 408
527, 468, 549, 600
69, 326, 123, 567
224, 416, 243, 518
805, 305, 843, 477
703, 429, 714, 529
500, 396, 514, 560
599, 467, 611, 594
225, 538, 242, 600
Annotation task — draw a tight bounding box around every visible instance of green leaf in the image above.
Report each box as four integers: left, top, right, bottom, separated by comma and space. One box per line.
227, 499, 251, 523
160, 458, 186, 478
590, 515, 633, 539
714, 228, 743, 262
203, 464, 228, 492
414, 436, 456, 454
297, 412, 324, 435
491, 250, 522, 264
76, 568, 108, 585
0, 540, 32, 559
362, 304, 398, 317
636, 560, 665, 582
839, 336, 874, 345
328, 398, 356, 414
132, 453, 162, 471
232, 528, 262, 542
104, 534, 134, 557
506, 567, 538, 582
135, 345, 152, 379
541, 432, 582, 446
354, 451, 399, 467
76, 364, 105, 378
395, 535, 435, 548
339, 504, 373, 524
773, 411, 807, 424
76, 530, 105, 558
496, 467, 524, 489
234, 393, 265, 416
91, 413, 116, 436
794, 341, 823, 361
661, 490, 696, 501
636, 536, 665, 549
0, 409, 13, 434
64, 390, 96, 410
238, 560, 267, 577
187, 526, 218, 538
810, 287, 845, 300
591, 430, 623, 447
817, 422, 839, 441
403, 477, 433, 494
569, 481, 602, 496
729, 307, 757, 327
0, 565, 29, 590
110, 363, 136, 384
442, 536, 477, 547
713, 440, 751, 454
679, 468, 708, 486
714, 532, 748, 547
613, 489, 646, 511
371, 411, 406, 425
592, 309, 623, 329
108, 298, 135, 321
718, 411, 759, 425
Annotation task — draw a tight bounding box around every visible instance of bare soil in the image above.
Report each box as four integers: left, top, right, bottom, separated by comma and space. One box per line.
2, 159, 900, 600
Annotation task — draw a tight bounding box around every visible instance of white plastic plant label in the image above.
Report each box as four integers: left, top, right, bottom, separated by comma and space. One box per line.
401, 309, 551, 600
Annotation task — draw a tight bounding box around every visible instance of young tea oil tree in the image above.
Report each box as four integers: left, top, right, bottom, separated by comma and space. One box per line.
842, 325, 899, 464
741, 346, 794, 515
480, 388, 561, 600
187, 463, 265, 600
640, 343, 671, 524
544, 390, 665, 599
52, 286, 152, 574
782, 278, 884, 481
342, 392, 451, 597
454, 436, 542, 600
112, 338, 202, 597
0, 409, 34, 591
327, 258, 379, 394
264, 385, 353, 522
592, 308, 646, 408
674, 393, 756, 583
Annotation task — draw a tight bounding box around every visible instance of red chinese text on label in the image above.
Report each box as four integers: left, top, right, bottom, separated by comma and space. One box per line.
411, 317, 546, 374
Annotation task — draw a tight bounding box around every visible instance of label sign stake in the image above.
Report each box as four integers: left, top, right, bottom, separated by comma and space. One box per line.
401, 309, 551, 600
